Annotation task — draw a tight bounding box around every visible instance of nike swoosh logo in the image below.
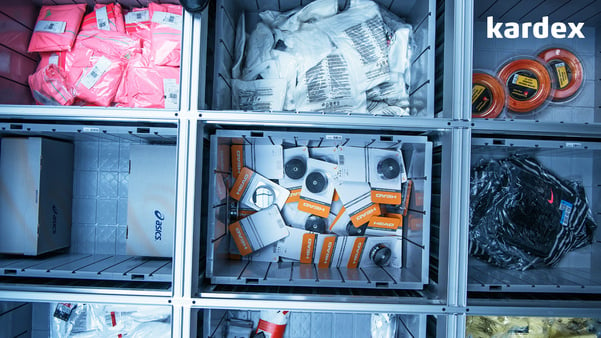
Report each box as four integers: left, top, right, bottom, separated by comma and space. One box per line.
548, 189, 554, 204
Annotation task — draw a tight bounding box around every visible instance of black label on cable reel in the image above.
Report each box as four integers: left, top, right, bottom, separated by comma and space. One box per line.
472, 84, 493, 114
507, 70, 539, 101
305, 215, 327, 233
346, 221, 367, 236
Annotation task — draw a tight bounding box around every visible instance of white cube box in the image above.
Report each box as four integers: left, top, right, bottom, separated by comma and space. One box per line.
126, 144, 177, 257
0, 137, 74, 256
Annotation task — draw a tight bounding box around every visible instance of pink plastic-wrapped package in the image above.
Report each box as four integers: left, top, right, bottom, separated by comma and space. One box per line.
125, 7, 152, 43
36, 52, 67, 72
115, 56, 180, 108
149, 3, 183, 66
65, 31, 141, 106
28, 64, 75, 106
80, 3, 126, 33
28, 4, 86, 53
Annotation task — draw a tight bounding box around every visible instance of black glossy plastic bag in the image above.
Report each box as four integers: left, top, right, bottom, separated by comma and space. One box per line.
469, 155, 596, 270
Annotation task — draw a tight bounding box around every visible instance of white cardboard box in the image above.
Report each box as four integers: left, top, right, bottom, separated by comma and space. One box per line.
126, 144, 177, 257
0, 137, 73, 255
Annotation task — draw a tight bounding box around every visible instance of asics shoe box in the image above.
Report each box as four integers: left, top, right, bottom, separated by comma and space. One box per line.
0, 137, 74, 256
126, 144, 177, 257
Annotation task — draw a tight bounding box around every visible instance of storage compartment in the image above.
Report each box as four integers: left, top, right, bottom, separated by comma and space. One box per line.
0, 121, 179, 289
468, 137, 601, 293
0, 1, 189, 111
466, 315, 601, 337
197, 125, 461, 295
0, 300, 172, 337
472, 1, 600, 123
198, 308, 445, 338
207, 0, 438, 117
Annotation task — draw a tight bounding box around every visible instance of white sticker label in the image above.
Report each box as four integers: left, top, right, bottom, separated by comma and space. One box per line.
125, 10, 150, 24
151, 11, 182, 30
34, 20, 66, 34
163, 79, 179, 109
48, 54, 59, 66
82, 127, 100, 133
96, 6, 110, 31
79, 56, 112, 89
325, 135, 343, 140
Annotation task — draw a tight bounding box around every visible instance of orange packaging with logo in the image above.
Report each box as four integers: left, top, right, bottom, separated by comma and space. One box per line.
228, 205, 289, 256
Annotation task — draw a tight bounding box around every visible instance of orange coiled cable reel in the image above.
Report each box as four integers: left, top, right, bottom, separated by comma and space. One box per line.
472, 72, 506, 119
538, 48, 584, 102
497, 58, 552, 114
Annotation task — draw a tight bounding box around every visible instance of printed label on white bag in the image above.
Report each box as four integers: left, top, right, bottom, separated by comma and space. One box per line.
163, 79, 179, 109
125, 10, 150, 24
152, 11, 182, 30
80, 56, 112, 89
34, 20, 66, 34
96, 6, 110, 31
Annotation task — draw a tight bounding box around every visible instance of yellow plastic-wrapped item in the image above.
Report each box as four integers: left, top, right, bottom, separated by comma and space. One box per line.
467, 316, 599, 338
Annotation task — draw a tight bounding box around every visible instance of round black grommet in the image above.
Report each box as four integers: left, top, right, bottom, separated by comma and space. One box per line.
285, 158, 307, 180
305, 215, 327, 233
369, 243, 392, 266
305, 171, 327, 194
377, 158, 401, 179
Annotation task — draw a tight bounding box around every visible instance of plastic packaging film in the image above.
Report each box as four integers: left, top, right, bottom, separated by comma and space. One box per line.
469, 155, 597, 271
232, 0, 414, 115
466, 316, 601, 338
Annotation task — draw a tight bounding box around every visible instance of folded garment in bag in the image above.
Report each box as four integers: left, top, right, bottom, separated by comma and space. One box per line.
28, 4, 86, 53
149, 3, 183, 66
28, 64, 74, 106
469, 155, 597, 270
80, 3, 126, 33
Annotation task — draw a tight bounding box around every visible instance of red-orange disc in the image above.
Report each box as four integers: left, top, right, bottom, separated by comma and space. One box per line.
497, 58, 552, 113
472, 72, 506, 119
538, 48, 584, 102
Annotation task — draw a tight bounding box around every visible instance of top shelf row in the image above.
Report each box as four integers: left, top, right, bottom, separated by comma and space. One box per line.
0, 0, 600, 130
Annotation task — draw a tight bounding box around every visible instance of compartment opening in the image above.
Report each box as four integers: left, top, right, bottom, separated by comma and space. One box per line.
0, 120, 179, 289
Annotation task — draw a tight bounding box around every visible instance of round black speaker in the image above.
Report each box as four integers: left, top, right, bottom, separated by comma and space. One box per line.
305, 215, 327, 233
284, 158, 307, 179
377, 157, 401, 179
369, 243, 392, 266
346, 222, 367, 236
305, 171, 327, 194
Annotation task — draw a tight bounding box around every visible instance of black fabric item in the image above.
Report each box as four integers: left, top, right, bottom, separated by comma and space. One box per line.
469, 155, 597, 271
179, 0, 210, 13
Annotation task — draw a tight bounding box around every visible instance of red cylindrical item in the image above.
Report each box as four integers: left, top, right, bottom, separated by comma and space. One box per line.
538, 48, 584, 102
497, 58, 552, 113
472, 72, 506, 119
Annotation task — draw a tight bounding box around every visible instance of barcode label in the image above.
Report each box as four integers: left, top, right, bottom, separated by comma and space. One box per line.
104, 312, 117, 327
152, 11, 182, 30
125, 10, 149, 24
163, 79, 179, 109
49, 54, 59, 66
325, 135, 343, 140
96, 7, 110, 31
83, 127, 100, 133
80, 56, 112, 89
34, 20, 66, 34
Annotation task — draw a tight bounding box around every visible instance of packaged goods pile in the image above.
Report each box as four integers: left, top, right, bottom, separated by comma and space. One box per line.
207, 130, 432, 289
230, 0, 414, 115
469, 156, 597, 271
27, 3, 182, 108
50, 303, 171, 338
466, 316, 601, 338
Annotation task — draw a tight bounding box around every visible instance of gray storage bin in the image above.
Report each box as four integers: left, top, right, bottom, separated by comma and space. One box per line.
0, 1, 190, 113
0, 121, 179, 288
205, 129, 433, 290
473, 1, 600, 123
201, 308, 440, 338
468, 137, 601, 293
209, 0, 436, 117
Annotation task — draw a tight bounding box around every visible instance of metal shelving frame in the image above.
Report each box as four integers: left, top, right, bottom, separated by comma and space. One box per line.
1, 0, 600, 336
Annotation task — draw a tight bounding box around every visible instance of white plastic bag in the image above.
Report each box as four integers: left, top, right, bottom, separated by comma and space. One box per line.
233, 78, 287, 111
371, 313, 398, 338
294, 51, 367, 113
316, 0, 391, 92
232, 13, 246, 80
242, 22, 274, 80
259, 0, 338, 32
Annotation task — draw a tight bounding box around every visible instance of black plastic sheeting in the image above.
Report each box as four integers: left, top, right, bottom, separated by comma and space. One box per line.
469, 155, 597, 271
